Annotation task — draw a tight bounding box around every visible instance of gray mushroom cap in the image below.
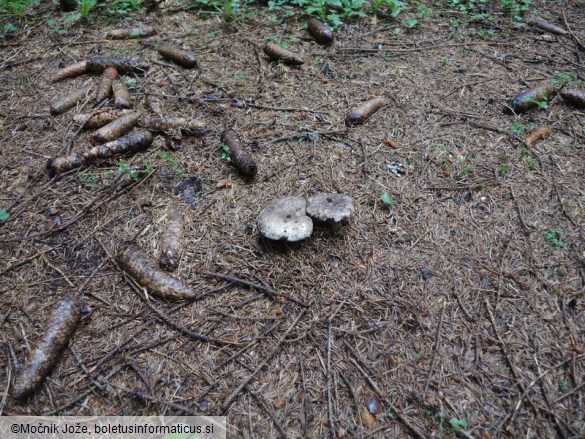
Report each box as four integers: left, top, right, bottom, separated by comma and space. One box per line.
258, 196, 313, 241
306, 193, 354, 224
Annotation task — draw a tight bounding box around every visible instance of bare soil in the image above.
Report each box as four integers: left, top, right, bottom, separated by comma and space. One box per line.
1, 1, 584, 437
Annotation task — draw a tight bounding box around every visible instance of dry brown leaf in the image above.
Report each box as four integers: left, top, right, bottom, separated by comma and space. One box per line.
216, 179, 233, 189
524, 126, 551, 146
273, 398, 287, 409
358, 405, 376, 429
383, 137, 398, 149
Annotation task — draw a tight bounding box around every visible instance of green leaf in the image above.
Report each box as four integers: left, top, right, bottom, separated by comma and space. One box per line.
380, 193, 394, 206
449, 418, 469, 431
405, 18, 418, 28
4, 23, 17, 32
65, 12, 80, 22
544, 229, 565, 248
0, 209, 9, 221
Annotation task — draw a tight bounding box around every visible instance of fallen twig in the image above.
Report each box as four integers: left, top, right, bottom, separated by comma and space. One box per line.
343, 341, 427, 439
222, 309, 307, 411
196, 270, 311, 308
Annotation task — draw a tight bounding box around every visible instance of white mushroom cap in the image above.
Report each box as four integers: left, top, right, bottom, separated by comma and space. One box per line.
306, 193, 354, 224
258, 196, 313, 241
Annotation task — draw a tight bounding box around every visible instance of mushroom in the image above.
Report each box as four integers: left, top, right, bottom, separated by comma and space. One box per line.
306, 193, 354, 225
257, 196, 313, 242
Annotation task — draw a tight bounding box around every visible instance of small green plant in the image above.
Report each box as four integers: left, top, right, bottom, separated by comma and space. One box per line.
500, 0, 531, 23
449, 0, 485, 15
556, 266, 568, 278
544, 229, 566, 249
1, 22, 17, 38
106, 0, 142, 16
0, 0, 39, 18
456, 165, 469, 180
222, 0, 239, 19
78, 173, 97, 188
522, 153, 537, 171
405, 17, 418, 28
47, 19, 67, 35
511, 121, 534, 136
497, 165, 510, 176
157, 151, 183, 173
220, 142, 231, 162
449, 417, 469, 432
498, 152, 509, 162
0, 209, 9, 221
524, 96, 548, 109
372, 0, 407, 17
80, 0, 97, 16
380, 193, 395, 207
116, 160, 153, 180
441, 57, 450, 66
424, 408, 439, 423
558, 379, 569, 394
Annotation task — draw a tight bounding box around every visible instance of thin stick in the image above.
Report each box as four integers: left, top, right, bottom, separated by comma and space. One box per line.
561, 9, 585, 51
142, 298, 242, 346
41, 254, 75, 287
0, 245, 62, 276
503, 354, 584, 430
424, 302, 446, 393
196, 270, 311, 308
246, 387, 287, 439
222, 309, 307, 411
554, 381, 585, 404
343, 342, 427, 439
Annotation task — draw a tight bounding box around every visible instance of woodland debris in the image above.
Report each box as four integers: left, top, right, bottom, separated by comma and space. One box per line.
50, 85, 93, 116
257, 196, 313, 242
89, 111, 141, 145
559, 88, 585, 108
383, 137, 398, 149
345, 97, 388, 126
504, 84, 555, 114
157, 45, 199, 68
96, 67, 118, 103
12, 297, 82, 399
145, 94, 163, 116
86, 57, 150, 74
138, 115, 207, 135
118, 241, 197, 300
47, 129, 153, 174
308, 18, 334, 46
159, 208, 184, 272
263, 43, 305, 66
524, 126, 551, 146
106, 24, 157, 40
358, 405, 376, 429
74, 109, 135, 129
51, 60, 88, 82
525, 17, 568, 35
220, 129, 258, 178
112, 79, 132, 109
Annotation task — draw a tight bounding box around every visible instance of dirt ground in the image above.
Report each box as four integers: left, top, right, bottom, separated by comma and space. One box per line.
1, 0, 584, 437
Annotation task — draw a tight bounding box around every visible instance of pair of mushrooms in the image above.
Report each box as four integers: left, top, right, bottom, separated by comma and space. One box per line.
258, 193, 354, 241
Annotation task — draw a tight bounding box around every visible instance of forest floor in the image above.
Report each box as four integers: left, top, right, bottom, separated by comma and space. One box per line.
0, 0, 584, 437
